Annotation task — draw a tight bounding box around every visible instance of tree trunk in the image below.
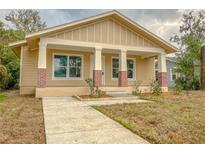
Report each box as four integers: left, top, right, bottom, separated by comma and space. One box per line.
201, 45, 205, 90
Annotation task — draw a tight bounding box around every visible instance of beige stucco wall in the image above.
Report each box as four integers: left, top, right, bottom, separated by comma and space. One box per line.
20, 46, 38, 95
46, 18, 159, 48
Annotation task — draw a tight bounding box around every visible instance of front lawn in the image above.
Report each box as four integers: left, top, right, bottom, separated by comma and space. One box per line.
93, 91, 205, 144
0, 90, 45, 144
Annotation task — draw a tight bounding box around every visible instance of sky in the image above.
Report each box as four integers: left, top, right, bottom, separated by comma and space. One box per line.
0, 9, 184, 44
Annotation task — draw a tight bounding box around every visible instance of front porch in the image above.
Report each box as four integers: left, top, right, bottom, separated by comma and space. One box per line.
36, 38, 168, 97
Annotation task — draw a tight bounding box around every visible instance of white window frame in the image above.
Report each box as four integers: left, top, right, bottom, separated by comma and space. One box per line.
170, 67, 179, 81
52, 53, 84, 80
111, 57, 136, 81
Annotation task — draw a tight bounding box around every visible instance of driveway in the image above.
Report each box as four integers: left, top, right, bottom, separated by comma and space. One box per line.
43, 97, 148, 144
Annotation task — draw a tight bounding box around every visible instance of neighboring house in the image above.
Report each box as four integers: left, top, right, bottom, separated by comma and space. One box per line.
155, 57, 180, 88
9, 10, 177, 98
166, 57, 180, 87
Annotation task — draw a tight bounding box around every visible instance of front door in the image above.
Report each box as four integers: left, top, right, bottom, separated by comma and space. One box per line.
90, 55, 105, 85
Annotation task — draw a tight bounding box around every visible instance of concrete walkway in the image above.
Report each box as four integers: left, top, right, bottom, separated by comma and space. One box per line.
43, 97, 148, 144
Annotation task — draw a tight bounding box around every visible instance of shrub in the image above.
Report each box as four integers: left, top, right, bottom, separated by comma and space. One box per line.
132, 80, 142, 96
175, 76, 200, 90
85, 78, 102, 98
173, 84, 183, 95
0, 46, 20, 90
0, 64, 8, 90
0, 64, 7, 82
150, 80, 162, 95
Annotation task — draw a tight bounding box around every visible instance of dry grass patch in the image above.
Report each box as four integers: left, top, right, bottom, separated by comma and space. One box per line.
0, 90, 45, 144
93, 91, 205, 144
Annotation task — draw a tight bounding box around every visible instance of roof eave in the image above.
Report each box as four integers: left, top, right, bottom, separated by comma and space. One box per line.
8, 40, 27, 48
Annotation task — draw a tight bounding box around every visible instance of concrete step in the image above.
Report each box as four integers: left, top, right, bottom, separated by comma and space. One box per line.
106, 91, 128, 95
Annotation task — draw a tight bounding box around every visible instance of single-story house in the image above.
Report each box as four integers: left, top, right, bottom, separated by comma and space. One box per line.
9, 10, 177, 98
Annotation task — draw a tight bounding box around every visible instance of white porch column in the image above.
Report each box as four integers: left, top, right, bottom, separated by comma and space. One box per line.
93, 47, 102, 86
37, 42, 47, 88
119, 49, 128, 87
157, 53, 168, 88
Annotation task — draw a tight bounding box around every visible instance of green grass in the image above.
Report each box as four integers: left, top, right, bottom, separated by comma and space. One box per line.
93, 91, 205, 144
0, 93, 7, 103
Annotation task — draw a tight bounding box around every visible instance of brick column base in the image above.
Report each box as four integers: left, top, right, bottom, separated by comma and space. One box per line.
37, 68, 46, 88
93, 70, 102, 86
118, 71, 128, 87
158, 72, 167, 87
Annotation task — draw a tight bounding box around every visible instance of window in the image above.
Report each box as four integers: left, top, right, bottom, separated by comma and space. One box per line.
112, 58, 135, 79
154, 59, 158, 81
127, 59, 134, 79
170, 67, 179, 81
69, 56, 82, 78
54, 55, 67, 78
112, 58, 119, 78
53, 54, 82, 79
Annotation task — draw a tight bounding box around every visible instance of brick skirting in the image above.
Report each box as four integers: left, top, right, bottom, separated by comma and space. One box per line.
118, 71, 128, 87
37, 68, 46, 88
158, 72, 167, 87
93, 70, 102, 86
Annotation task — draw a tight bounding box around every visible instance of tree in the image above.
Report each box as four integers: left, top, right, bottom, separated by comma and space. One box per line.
170, 10, 205, 90
5, 10, 46, 34
0, 21, 23, 89
175, 35, 201, 90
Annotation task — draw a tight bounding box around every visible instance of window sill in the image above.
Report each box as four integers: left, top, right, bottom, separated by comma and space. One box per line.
52, 77, 84, 80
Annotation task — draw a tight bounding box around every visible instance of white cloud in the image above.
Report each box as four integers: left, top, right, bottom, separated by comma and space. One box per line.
0, 9, 12, 26
0, 9, 184, 43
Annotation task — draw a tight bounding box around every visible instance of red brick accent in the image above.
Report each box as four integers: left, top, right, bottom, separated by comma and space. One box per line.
37, 68, 46, 88
118, 71, 128, 87
93, 70, 102, 86
158, 72, 167, 87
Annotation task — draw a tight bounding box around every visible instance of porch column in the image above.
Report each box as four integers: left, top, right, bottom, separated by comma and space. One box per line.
157, 53, 168, 87
37, 42, 47, 88
93, 47, 102, 86
119, 49, 128, 87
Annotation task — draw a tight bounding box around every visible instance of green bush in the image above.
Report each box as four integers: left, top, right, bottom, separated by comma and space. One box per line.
175, 76, 200, 90
0, 64, 7, 82
0, 45, 20, 90
150, 80, 162, 96
85, 78, 102, 98
173, 84, 183, 95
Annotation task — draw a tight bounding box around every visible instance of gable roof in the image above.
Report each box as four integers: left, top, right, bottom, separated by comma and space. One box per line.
9, 10, 178, 54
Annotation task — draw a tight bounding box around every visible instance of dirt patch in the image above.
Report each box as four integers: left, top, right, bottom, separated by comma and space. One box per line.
0, 90, 45, 144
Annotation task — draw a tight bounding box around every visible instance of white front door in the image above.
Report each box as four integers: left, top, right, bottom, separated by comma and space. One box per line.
90, 55, 105, 85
